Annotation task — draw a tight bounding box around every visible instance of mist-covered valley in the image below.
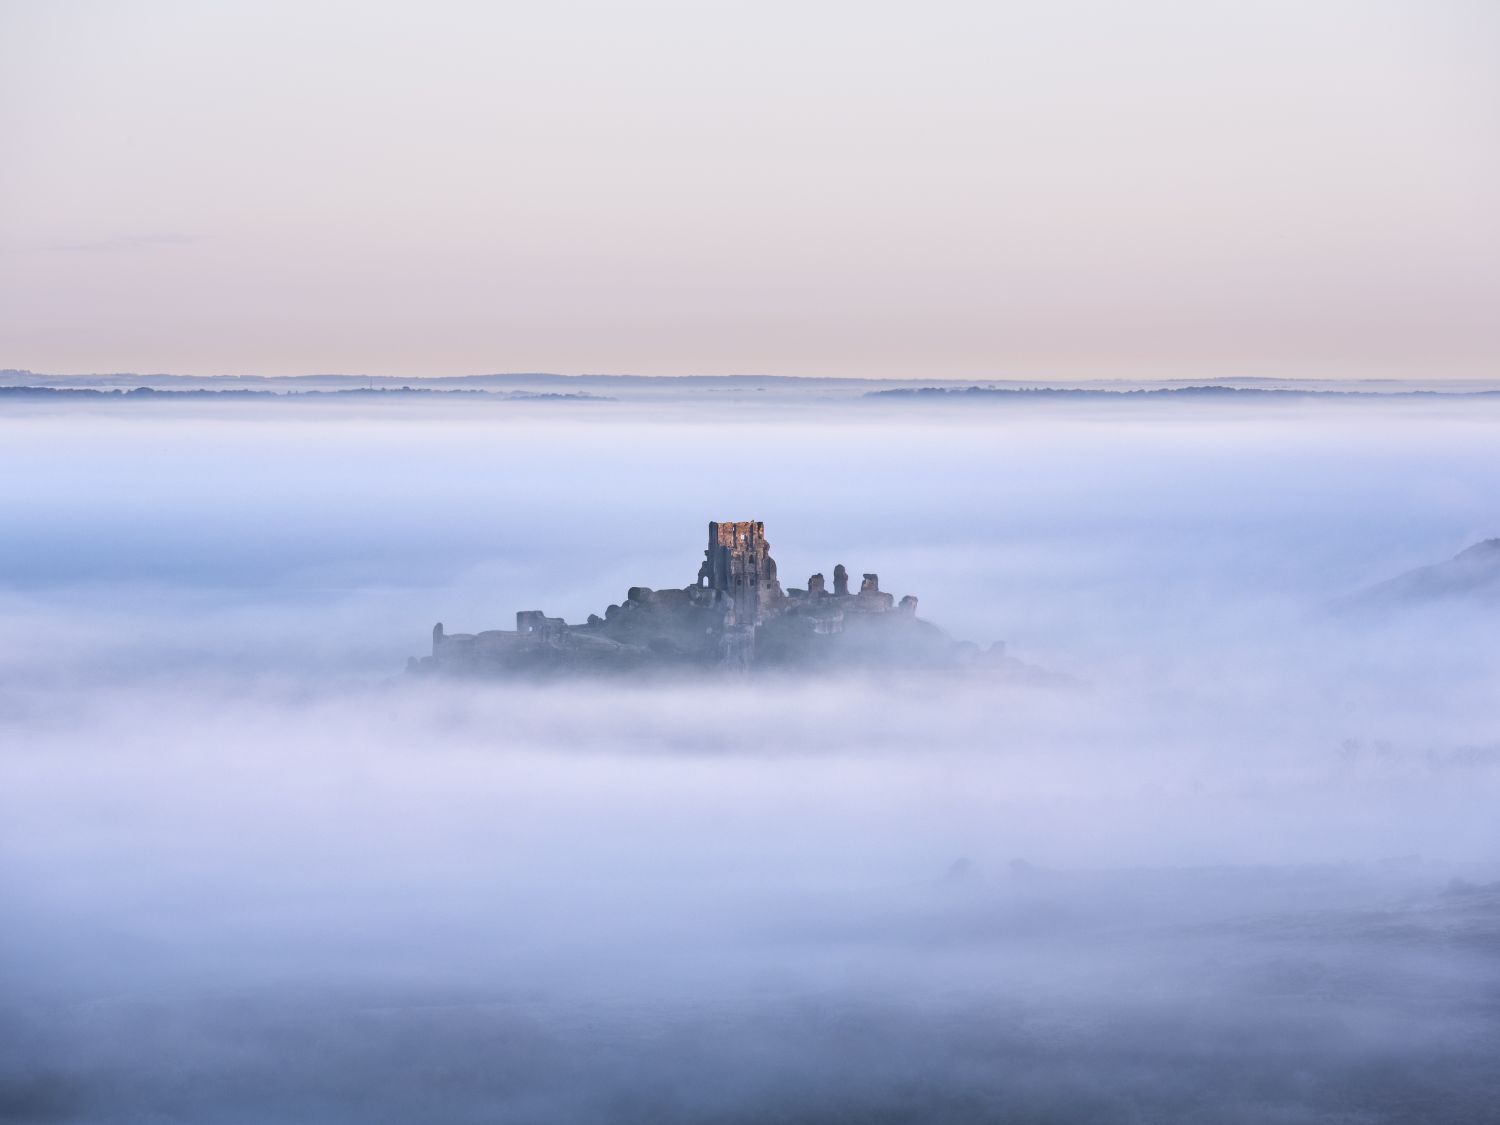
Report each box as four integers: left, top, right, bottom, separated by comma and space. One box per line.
2, 391, 1498, 1123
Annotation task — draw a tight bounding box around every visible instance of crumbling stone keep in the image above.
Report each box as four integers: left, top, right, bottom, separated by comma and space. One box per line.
697, 520, 784, 627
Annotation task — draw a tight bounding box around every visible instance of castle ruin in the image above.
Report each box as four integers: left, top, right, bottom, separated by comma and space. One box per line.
410, 519, 995, 676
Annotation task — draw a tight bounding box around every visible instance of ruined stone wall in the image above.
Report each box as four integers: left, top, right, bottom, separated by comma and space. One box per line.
516, 610, 566, 638
833, 564, 849, 597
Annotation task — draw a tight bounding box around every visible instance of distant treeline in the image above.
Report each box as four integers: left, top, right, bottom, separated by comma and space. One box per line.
0, 386, 611, 401
4, 380, 1495, 403
867, 385, 1500, 400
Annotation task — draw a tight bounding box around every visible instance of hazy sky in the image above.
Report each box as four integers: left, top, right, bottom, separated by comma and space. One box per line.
2, 0, 1497, 378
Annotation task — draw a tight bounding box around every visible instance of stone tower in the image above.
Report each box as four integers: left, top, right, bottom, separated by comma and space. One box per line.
697, 520, 783, 627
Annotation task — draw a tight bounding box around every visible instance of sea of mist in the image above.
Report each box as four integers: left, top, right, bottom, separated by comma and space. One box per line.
1, 389, 1498, 1123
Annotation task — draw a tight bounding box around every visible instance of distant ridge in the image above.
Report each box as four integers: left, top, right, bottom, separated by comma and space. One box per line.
6, 370, 1500, 400
0, 384, 611, 401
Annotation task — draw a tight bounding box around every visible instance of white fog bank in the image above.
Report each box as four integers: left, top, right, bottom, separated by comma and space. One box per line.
1, 393, 1497, 1123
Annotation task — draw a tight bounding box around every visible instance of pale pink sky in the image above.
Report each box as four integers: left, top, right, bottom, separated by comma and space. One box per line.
2, 0, 1497, 379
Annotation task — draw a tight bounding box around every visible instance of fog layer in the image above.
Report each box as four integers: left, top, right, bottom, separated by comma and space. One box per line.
1, 394, 1497, 1123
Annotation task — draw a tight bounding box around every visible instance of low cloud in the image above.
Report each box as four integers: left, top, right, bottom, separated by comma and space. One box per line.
1, 393, 1497, 1122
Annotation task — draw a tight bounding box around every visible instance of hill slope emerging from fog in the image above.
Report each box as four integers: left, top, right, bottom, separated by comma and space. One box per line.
1342, 539, 1500, 611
